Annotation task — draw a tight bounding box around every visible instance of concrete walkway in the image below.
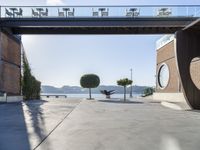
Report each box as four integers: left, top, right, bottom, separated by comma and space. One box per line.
1, 98, 200, 150
0, 99, 80, 150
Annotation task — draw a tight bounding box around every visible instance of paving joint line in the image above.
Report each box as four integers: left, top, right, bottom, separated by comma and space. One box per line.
33, 100, 82, 150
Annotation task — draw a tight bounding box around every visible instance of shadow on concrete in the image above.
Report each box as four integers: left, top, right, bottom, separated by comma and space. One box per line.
24, 99, 51, 149
0, 102, 31, 150
99, 100, 144, 104
149, 101, 161, 103
187, 110, 200, 113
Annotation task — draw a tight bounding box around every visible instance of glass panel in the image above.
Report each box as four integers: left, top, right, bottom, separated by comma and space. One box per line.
0, 92, 7, 103
158, 64, 170, 88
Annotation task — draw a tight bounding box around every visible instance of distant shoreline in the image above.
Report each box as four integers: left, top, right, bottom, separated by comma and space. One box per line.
41, 93, 142, 99
41, 85, 149, 95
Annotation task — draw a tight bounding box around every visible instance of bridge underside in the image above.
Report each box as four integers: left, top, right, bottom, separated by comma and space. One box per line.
0, 17, 196, 34
6, 27, 183, 34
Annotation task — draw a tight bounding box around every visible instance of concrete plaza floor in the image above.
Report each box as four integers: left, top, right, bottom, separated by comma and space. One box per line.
1, 98, 200, 150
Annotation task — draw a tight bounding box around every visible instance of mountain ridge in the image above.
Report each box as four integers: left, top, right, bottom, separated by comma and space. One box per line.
41, 85, 150, 94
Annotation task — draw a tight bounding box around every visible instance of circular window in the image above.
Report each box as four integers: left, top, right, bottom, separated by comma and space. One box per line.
158, 64, 170, 89
190, 57, 200, 90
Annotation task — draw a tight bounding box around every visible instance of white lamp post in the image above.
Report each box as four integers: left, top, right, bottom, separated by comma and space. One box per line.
130, 68, 133, 98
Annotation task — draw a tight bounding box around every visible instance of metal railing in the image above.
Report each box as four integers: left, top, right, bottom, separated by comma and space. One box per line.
156, 35, 175, 50
0, 5, 200, 19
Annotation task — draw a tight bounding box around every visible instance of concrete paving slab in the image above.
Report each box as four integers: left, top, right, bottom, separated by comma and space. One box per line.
0, 99, 81, 150
1, 98, 200, 150
36, 99, 200, 150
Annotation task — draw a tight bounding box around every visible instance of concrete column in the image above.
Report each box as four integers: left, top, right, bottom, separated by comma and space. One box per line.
175, 31, 200, 109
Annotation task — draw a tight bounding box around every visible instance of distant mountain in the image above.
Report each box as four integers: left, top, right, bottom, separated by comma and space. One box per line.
41, 85, 150, 94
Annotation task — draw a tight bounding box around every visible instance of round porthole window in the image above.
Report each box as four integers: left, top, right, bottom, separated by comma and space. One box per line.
158, 64, 169, 89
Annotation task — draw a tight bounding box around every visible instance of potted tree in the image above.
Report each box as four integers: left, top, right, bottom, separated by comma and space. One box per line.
80, 74, 100, 100
117, 78, 133, 102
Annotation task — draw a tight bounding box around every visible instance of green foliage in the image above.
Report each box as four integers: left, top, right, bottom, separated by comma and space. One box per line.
117, 78, 133, 102
80, 74, 100, 99
142, 87, 155, 97
22, 53, 41, 100
117, 78, 133, 87
80, 74, 100, 88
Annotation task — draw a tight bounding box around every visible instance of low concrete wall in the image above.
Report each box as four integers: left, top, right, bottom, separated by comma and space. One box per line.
0, 96, 23, 103
41, 95, 67, 100
6, 96, 23, 102
153, 92, 185, 102
0, 96, 6, 102
152, 92, 191, 110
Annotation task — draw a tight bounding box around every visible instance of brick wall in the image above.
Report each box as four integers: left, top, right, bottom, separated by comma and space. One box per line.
0, 31, 21, 95
156, 40, 181, 93
156, 39, 200, 93
190, 58, 200, 90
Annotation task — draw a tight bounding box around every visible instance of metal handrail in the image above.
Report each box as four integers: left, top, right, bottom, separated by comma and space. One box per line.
1, 5, 200, 7
1, 5, 200, 18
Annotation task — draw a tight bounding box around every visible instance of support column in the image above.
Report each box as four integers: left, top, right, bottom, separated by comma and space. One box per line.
0, 29, 21, 96
176, 31, 200, 109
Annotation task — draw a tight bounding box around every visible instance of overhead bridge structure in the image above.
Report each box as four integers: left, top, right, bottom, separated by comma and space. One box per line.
0, 5, 199, 34
0, 17, 197, 34
0, 5, 200, 109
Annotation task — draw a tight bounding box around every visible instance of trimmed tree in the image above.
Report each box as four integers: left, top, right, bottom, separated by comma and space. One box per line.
80, 74, 100, 99
117, 78, 133, 102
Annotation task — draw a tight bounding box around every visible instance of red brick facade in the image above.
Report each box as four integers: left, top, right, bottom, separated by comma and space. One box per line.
156, 38, 200, 93
190, 57, 200, 90
156, 40, 181, 93
0, 31, 21, 95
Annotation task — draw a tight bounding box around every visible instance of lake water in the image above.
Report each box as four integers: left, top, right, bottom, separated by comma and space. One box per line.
41, 93, 141, 99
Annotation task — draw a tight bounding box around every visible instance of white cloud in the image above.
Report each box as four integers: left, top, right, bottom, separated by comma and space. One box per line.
46, 0, 64, 5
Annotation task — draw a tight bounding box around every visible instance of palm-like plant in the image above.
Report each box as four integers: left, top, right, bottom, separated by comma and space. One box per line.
117, 78, 133, 102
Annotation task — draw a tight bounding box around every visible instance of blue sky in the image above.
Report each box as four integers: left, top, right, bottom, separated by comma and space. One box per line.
1, 0, 200, 87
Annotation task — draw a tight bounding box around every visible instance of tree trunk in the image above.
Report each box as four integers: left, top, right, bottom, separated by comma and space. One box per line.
124, 86, 126, 102
89, 88, 92, 99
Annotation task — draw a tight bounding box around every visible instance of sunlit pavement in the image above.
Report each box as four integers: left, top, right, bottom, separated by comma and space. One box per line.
1, 98, 200, 150
0, 99, 81, 150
